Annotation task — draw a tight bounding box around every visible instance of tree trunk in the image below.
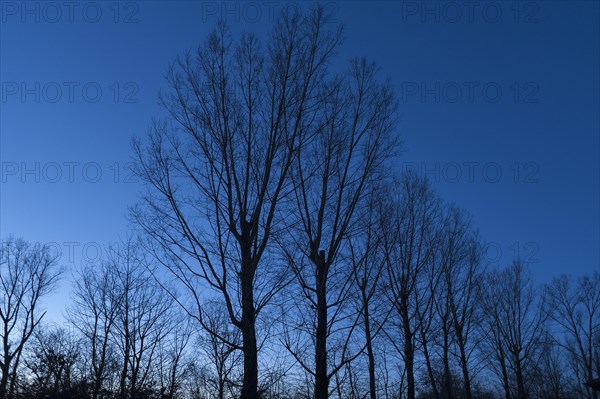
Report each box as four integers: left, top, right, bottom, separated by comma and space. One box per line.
362, 288, 377, 399
402, 305, 415, 399
0, 363, 9, 399
236, 220, 260, 399
404, 341, 415, 399
442, 316, 452, 399
168, 355, 179, 399
240, 313, 258, 399
92, 370, 102, 399
421, 336, 439, 399
315, 254, 329, 399
218, 358, 226, 399
588, 358, 598, 399
8, 352, 20, 399
498, 344, 511, 399
119, 315, 130, 399
455, 331, 472, 399
514, 355, 527, 399
240, 252, 258, 399
119, 351, 129, 399
92, 327, 108, 399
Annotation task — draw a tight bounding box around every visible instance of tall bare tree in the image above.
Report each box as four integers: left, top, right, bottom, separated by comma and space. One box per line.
479, 261, 547, 399
282, 54, 397, 398
132, 7, 343, 399
532, 334, 576, 399
347, 191, 390, 399
108, 240, 174, 399
414, 242, 442, 399
68, 258, 120, 399
438, 206, 484, 399
383, 174, 440, 399
68, 239, 173, 399
436, 277, 455, 399
0, 237, 61, 399
545, 272, 600, 399
199, 302, 242, 399
155, 317, 194, 399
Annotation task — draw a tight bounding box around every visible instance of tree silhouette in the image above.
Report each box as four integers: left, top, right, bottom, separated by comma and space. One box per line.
132, 6, 345, 399
0, 237, 61, 399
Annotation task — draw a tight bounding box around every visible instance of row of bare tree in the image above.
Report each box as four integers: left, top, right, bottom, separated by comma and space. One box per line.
1, 5, 598, 399
1, 192, 599, 399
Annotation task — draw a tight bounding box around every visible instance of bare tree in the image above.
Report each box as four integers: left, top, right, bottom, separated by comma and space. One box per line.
200, 302, 242, 399
436, 281, 455, 399
412, 205, 477, 399
532, 333, 577, 399
383, 174, 440, 399
414, 245, 442, 399
438, 206, 484, 399
347, 191, 391, 399
21, 325, 82, 398
479, 261, 547, 399
106, 240, 174, 399
478, 289, 511, 399
545, 272, 600, 399
68, 239, 173, 399
282, 53, 397, 398
132, 7, 343, 398
155, 317, 194, 399
0, 237, 61, 399
68, 258, 121, 399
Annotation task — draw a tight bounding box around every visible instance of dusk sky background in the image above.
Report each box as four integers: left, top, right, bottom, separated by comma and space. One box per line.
1, 1, 599, 323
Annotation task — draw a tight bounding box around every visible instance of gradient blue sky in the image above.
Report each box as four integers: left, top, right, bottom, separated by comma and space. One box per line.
1, 1, 599, 322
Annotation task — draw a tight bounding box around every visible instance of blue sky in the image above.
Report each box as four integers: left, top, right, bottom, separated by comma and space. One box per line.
1, 1, 598, 322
